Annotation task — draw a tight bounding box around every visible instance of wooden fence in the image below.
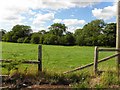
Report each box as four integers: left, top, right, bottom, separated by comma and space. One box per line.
94, 46, 120, 74
0, 45, 42, 74
64, 46, 120, 74
1, 45, 120, 75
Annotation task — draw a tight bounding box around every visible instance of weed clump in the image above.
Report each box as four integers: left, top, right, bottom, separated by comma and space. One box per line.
100, 71, 118, 87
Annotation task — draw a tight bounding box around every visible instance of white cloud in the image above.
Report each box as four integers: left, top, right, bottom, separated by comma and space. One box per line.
31, 12, 54, 32
0, 0, 31, 30
53, 18, 86, 32
0, 0, 100, 22
31, 25, 48, 32
67, 26, 82, 33
63, 19, 86, 26
33, 13, 54, 25
41, 0, 75, 10
53, 19, 86, 26
63, 19, 86, 32
28, 10, 37, 15
53, 19, 62, 23
92, 4, 116, 20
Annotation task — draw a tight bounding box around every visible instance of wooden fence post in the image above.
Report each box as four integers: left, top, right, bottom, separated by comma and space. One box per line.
38, 45, 42, 73
94, 46, 99, 75
116, 0, 120, 79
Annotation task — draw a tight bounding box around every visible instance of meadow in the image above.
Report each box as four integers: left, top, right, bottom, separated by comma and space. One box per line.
1, 42, 117, 74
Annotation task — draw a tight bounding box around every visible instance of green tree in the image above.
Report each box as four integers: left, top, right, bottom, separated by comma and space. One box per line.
43, 34, 59, 45
49, 23, 67, 36
64, 32, 75, 46
30, 33, 41, 44
0, 29, 6, 35
74, 29, 85, 46
17, 38, 24, 43
2, 32, 13, 42
97, 34, 108, 46
11, 25, 32, 42
38, 30, 47, 35
23, 37, 31, 43
102, 23, 116, 47
0, 29, 6, 41
82, 19, 106, 46
58, 36, 66, 45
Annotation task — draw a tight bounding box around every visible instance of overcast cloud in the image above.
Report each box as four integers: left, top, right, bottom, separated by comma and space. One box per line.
0, 0, 117, 32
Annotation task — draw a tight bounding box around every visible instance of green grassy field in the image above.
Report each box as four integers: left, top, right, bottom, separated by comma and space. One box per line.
1, 42, 117, 74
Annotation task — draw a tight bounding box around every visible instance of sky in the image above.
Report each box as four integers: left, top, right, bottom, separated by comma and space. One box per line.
0, 0, 118, 32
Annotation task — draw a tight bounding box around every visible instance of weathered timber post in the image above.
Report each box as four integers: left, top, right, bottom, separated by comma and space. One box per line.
116, 0, 120, 79
94, 46, 99, 75
38, 45, 42, 73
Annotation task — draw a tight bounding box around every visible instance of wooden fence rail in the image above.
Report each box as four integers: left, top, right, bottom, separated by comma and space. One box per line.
0, 60, 40, 64
98, 48, 120, 52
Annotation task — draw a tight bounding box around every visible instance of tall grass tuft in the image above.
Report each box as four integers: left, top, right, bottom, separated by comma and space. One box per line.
100, 70, 118, 87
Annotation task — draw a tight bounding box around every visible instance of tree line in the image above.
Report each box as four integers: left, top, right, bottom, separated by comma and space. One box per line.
0, 19, 116, 47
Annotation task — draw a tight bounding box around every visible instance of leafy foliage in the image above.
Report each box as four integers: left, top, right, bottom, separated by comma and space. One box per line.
2, 25, 32, 42
2, 19, 116, 46
49, 23, 67, 36
30, 33, 41, 44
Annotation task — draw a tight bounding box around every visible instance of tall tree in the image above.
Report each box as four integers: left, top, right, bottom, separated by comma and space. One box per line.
30, 33, 41, 44
74, 29, 85, 45
2, 32, 13, 42
82, 19, 106, 46
0, 29, 6, 41
11, 25, 32, 42
103, 23, 116, 47
65, 31, 75, 46
49, 23, 67, 36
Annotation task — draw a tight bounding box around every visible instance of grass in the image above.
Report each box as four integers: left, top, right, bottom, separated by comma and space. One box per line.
1, 42, 120, 88
2, 69, 119, 88
1, 42, 117, 74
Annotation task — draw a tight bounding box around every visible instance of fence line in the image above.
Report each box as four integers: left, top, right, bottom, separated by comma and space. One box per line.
64, 53, 119, 74
1, 45, 42, 74
2, 45, 119, 75
64, 46, 120, 74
